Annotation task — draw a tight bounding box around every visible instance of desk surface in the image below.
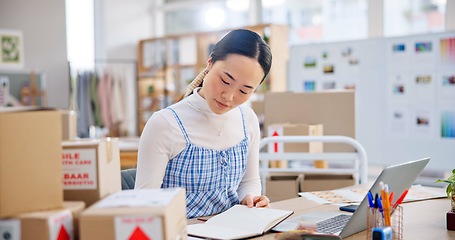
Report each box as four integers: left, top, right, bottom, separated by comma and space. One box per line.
188, 187, 455, 239
254, 197, 455, 239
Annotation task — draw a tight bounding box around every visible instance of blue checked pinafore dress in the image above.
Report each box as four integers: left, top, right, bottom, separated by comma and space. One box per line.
161, 107, 248, 218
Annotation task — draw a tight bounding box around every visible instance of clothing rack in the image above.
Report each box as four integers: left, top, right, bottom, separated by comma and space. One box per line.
69, 59, 139, 138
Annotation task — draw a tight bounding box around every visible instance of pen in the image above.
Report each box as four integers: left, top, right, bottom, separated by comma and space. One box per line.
373, 193, 381, 228
389, 191, 394, 204
376, 194, 385, 226
392, 189, 409, 209
374, 193, 379, 209
383, 184, 391, 226
367, 191, 374, 208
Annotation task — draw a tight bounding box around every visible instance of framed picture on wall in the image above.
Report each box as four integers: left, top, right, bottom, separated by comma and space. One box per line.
0, 29, 24, 70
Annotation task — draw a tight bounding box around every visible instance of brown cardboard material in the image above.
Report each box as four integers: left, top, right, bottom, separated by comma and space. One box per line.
300, 173, 355, 192
60, 110, 77, 140
264, 91, 355, 152
267, 123, 323, 168
251, 100, 264, 117
266, 172, 303, 202
62, 138, 121, 207
80, 188, 187, 240
0, 108, 63, 218
63, 201, 86, 240
11, 202, 81, 240
267, 123, 323, 153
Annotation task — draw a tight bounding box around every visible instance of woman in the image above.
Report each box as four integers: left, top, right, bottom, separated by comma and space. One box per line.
135, 29, 272, 218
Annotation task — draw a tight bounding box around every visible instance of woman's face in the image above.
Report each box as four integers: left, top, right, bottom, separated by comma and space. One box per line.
199, 54, 264, 115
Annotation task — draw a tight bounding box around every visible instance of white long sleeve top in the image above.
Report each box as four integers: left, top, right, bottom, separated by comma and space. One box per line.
134, 88, 262, 201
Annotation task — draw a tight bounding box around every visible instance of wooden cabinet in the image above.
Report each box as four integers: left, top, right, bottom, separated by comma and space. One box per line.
137, 24, 288, 134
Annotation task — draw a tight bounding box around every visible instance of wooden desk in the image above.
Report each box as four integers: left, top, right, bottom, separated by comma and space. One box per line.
119, 150, 137, 169
118, 137, 139, 169
250, 197, 455, 239
187, 186, 454, 239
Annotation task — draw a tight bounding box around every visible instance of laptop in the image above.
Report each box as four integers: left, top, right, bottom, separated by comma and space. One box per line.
272, 157, 430, 238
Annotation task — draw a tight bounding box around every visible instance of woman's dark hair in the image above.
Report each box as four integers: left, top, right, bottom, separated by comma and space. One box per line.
210, 29, 272, 84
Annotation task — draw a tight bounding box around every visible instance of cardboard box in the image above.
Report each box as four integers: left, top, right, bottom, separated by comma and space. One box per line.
0, 107, 63, 218
268, 123, 323, 153
80, 188, 187, 240
0, 201, 84, 240
300, 173, 355, 192
264, 91, 355, 152
266, 172, 304, 202
60, 110, 77, 141
267, 123, 323, 168
63, 201, 86, 240
62, 138, 121, 207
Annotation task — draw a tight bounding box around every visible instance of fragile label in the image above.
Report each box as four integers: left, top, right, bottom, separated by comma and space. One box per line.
48, 209, 74, 240
114, 215, 162, 240
62, 148, 97, 190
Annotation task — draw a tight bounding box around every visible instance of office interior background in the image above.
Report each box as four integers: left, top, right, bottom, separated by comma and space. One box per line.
1, 0, 454, 182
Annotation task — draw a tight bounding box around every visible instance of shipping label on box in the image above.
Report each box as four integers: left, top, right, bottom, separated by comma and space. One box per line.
96, 188, 180, 208
62, 138, 121, 207
0, 219, 20, 240
62, 149, 98, 190
114, 216, 162, 240
48, 209, 74, 240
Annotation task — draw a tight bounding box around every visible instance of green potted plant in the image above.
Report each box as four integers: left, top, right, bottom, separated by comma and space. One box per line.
436, 169, 455, 212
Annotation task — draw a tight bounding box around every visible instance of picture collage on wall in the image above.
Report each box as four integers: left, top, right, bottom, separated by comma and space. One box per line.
293, 33, 455, 140
387, 36, 455, 139
300, 45, 360, 92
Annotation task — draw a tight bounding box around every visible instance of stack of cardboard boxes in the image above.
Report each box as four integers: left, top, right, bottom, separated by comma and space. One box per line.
265, 123, 324, 202
0, 107, 188, 239
62, 138, 187, 239
265, 123, 355, 202
0, 108, 85, 239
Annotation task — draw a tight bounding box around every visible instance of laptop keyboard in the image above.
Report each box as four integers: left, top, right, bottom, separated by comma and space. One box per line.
317, 214, 351, 234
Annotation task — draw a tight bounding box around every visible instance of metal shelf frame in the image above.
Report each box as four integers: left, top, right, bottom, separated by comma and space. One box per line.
259, 136, 368, 194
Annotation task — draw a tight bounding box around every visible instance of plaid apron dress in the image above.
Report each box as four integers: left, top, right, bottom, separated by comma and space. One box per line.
161, 107, 248, 218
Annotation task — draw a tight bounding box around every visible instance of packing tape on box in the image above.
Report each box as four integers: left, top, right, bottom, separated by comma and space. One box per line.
106, 138, 113, 163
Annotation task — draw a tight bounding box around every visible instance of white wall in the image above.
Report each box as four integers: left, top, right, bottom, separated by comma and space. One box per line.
92, 0, 155, 136
0, 0, 69, 109
95, 0, 155, 60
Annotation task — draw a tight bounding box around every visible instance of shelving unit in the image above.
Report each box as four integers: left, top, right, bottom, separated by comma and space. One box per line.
0, 69, 47, 107
137, 24, 288, 134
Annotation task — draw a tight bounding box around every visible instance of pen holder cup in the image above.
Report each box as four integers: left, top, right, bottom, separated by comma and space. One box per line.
366, 205, 403, 240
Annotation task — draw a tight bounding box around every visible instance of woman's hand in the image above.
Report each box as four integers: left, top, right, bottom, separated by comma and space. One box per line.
240, 194, 270, 208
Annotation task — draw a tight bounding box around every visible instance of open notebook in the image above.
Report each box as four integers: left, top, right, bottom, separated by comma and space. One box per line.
188, 205, 293, 239
273, 157, 430, 238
